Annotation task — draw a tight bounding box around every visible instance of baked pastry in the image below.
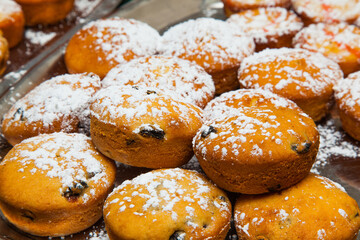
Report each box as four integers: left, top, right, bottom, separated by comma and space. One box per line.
0, 132, 116, 237
160, 17, 255, 95
334, 71, 360, 141
90, 85, 203, 169
65, 18, 161, 79
0, 30, 8, 75
0, 0, 25, 47
14, 0, 73, 26
234, 173, 360, 239
292, 0, 360, 25
2, 73, 100, 146
293, 23, 360, 76
222, 0, 291, 17
193, 89, 319, 194
104, 168, 232, 240
227, 7, 303, 51
102, 55, 215, 109
238, 48, 343, 121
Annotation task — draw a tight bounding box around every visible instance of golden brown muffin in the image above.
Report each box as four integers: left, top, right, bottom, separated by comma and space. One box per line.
193, 89, 319, 194
238, 48, 343, 121
0, 0, 25, 47
1, 73, 100, 146
160, 17, 255, 95
292, 0, 360, 26
227, 7, 303, 52
104, 168, 232, 240
102, 55, 215, 109
0, 30, 8, 75
293, 23, 360, 76
14, 0, 73, 26
90, 85, 203, 169
65, 18, 161, 79
334, 71, 360, 141
222, 0, 291, 17
234, 173, 360, 240
0, 132, 116, 237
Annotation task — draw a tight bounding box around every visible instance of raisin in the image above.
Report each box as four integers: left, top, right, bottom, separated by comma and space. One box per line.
201, 126, 217, 138
21, 210, 35, 221
126, 138, 136, 145
169, 231, 185, 240
87, 171, 100, 179
291, 141, 312, 154
355, 212, 359, 218
13, 108, 25, 121
132, 86, 139, 90
218, 196, 226, 201
62, 180, 88, 199
203, 224, 208, 228
146, 90, 157, 95
267, 184, 281, 192
139, 125, 165, 140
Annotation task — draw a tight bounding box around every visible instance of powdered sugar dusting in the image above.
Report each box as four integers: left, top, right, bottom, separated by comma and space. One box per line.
25, 29, 57, 46
78, 18, 160, 65
334, 71, 360, 112
0, 0, 22, 14
102, 56, 215, 108
227, 7, 303, 44
160, 17, 255, 71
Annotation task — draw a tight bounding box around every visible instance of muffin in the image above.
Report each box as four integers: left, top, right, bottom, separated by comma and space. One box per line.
239, 48, 343, 121
292, 0, 360, 25
222, 0, 291, 17
234, 173, 360, 239
334, 71, 360, 141
2, 73, 100, 146
193, 89, 319, 194
0, 0, 25, 47
65, 18, 161, 79
14, 0, 74, 26
102, 55, 215, 109
0, 132, 116, 237
160, 17, 255, 95
90, 85, 203, 169
0, 30, 8, 75
227, 7, 303, 51
104, 168, 232, 240
293, 23, 360, 76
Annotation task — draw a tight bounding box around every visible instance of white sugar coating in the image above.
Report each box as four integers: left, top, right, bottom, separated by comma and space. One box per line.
334, 71, 360, 112
318, 229, 326, 240
78, 17, 160, 65
91, 85, 202, 127
0, 0, 22, 15
160, 18, 255, 71
227, 8, 303, 44
102, 56, 215, 108
25, 29, 57, 46
239, 48, 342, 97
226, 0, 285, 4
3, 73, 100, 130
292, 0, 360, 23
293, 23, 360, 63
314, 175, 347, 193
1, 133, 109, 196
105, 168, 230, 227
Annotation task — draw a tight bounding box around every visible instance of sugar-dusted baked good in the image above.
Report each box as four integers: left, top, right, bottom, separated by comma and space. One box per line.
160, 17, 255, 95
293, 23, 360, 76
0, 132, 116, 237
104, 168, 232, 240
14, 0, 73, 26
234, 173, 360, 239
334, 71, 360, 141
238, 48, 343, 121
0, 0, 25, 47
227, 7, 303, 52
65, 18, 161, 79
90, 85, 203, 169
2, 73, 100, 146
292, 0, 360, 25
222, 0, 291, 17
0, 30, 8, 75
193, 89, 319, 194
102, 56, 215, 109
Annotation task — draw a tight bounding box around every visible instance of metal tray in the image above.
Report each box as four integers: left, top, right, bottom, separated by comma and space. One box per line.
1, 0, 360, 239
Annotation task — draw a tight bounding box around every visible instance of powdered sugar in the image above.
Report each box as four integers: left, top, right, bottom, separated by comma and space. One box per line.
78, 18, 160, 66
334, 71, 360, 112
102, 56, 215, 108
25, 29, 57, 46
0, 0, 22, 14
227, 8, 303, 44
160, 17, 255, 71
